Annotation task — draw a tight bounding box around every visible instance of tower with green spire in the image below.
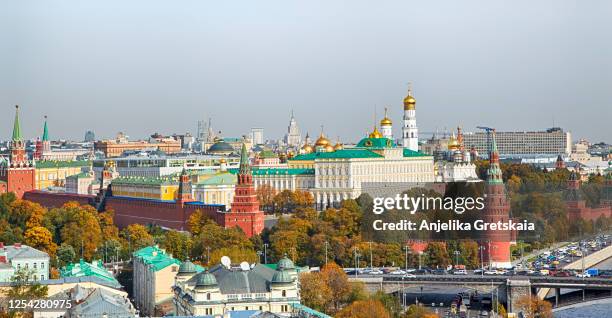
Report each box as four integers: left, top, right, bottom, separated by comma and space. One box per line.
226, 143, 264, 237
479, 129, 512, 268
12, 105, 22, 142
42, 116, 49, 141
2, 105, 35, 199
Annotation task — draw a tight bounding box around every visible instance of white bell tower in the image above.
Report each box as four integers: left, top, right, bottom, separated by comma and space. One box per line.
402, 83, 419, 151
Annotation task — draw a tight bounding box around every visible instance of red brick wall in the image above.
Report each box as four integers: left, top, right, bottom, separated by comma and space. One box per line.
23, 190, 94, 208
7, 168, 36, 199
107, 197, 220, 231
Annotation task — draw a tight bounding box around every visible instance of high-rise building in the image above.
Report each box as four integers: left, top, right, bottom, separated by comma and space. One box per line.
479, 130, 512, 268
402, 83, 419, 151
0, 106, 36, 198
284, 111, 301, 147
251, 127, 264, 145
462, 127, 572, 157
84, 130, 96, 142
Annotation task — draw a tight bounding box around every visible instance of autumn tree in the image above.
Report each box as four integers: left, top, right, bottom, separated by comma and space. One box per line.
458, 240, 480, 269
425, 242, 451, 268
47, 202, 103, 260
299, 271, 332, 312
256, 184, 276, 212
56, 244, 76, 267
209, 247, 258, 266
161, 230, 193, 260
404, 304, 439, 318
336, 300, 390, 318
321, 262, 352, 312
24, 226, 57, 256
514, 295, 552, 318
121, 224, 154, 252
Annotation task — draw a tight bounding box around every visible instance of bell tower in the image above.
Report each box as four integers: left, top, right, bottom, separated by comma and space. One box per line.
402, 83, 419, 151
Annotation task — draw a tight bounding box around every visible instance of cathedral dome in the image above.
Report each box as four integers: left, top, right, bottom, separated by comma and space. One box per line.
314, 133, 331, 147
324, 144, 335, 152
368, 127, 383, 139
208, 141, 234, 154
448, 133, 459, 150
271, 269, 294, 284
301, 144, 314, 154
178, 259, 197, 275
380, 117, 392, 126
333, 142, 344, 151
277, 255, 295, 270
403, 85, 416, 110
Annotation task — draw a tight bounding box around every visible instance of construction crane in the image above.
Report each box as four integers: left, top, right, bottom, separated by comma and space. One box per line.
476, 126, 495, 159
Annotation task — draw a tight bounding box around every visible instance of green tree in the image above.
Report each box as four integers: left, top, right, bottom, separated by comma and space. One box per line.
161, 230, 192, 260
56, 244, 76, 267
7, 268, 48, 300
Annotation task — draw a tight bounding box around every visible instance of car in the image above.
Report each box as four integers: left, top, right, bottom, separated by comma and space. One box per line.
369, 269, 383, 275
473, 269, 484, 275
402, 273, 417, 279
453, 269, 468, 275
484, 270, 497, 275
389, 269, 406, 275
433, 269, 447, 275
414, 269, 431, 275
576, 272, 591, 278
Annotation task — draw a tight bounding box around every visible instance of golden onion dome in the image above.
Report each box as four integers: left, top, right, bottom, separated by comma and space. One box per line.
333, 142, 344, 150
315, 133, 331, 147
325, 144, 335, 152
403, 84, 416, 110
369, 126, 383, 139
219, 158, 227, 164
380, 107, 392, 126
448, 133, 459, 150
301, 144, 314, 153
380, 117, 392, 126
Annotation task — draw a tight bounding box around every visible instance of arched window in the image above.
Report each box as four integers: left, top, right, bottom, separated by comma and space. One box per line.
282, 290, 286, 297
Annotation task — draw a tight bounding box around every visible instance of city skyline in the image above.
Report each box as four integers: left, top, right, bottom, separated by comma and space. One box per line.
2, 1, 611, 142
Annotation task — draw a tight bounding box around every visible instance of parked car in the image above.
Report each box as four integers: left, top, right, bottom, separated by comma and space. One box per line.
389, 269, 406, 275
402, 273, 417, 279
369, 269, 384, 275
453, 269, 468, 275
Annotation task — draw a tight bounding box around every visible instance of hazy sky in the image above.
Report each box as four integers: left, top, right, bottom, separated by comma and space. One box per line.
1, 0, 611, 143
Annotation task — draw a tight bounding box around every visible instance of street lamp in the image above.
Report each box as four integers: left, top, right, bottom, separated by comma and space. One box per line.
418, 251, 424, 270
324, 241, 329, 266
264, 243, 268, 264
478, 245, 486, 276
404, 245, 410, 272
453, 250, 460, 267
369, 241, 373, 270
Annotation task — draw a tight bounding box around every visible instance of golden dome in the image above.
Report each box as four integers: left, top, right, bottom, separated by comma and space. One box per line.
403, 84, 416, 110
219, 158, 227, 164
380, 107, 392, 126
315, 133, 331, 147
333, 142, 344, 150
369, 126, 383, 139
301, 144, 314, 153
324, 144, 335, 152
448, 133, 460, 150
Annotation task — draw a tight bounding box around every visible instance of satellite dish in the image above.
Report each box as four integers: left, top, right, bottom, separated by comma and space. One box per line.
250, 263, 256, 269
221, 256, 231, 268
240, 261, 250, 271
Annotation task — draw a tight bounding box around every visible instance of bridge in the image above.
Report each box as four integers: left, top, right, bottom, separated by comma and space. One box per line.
351, 274, 612, 313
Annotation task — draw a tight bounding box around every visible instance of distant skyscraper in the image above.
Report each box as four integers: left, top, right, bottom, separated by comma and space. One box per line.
284, 111, 301, 147
84, 130, 96, 142
251, 128, 264, 145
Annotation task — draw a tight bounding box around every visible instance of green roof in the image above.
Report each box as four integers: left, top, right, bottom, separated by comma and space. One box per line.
355, 137, 396, 148
60, 259, 118, 284
133, 246, 181, 272
194, 172, 236, 185
12, 106, 22, 141
66, 172, 93, 180
36, 160, 91, 169
402, 148, 429, 157
258, 150, 277, 159
113, 175, 177, 186
291, 149, 384, 160
228, 168, 315, 176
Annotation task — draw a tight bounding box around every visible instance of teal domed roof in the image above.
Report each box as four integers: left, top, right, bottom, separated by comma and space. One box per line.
271, 269, 294, 284
195, 271, 217, 288
277, 255, 295, 270
356, 137, 395, 149
208, 141, 234, 154
178, 259, 197, 275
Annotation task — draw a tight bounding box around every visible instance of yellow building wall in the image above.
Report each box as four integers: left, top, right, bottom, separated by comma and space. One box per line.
35, 166, 85, 189
112, 184, 178, 200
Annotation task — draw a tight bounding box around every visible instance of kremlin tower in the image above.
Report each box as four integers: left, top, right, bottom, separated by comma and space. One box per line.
224, 143, 264, 237
0, 106, 36, 198
402, 83, 419, 152
34, 116, 50, 160
479, 130, 512, 268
